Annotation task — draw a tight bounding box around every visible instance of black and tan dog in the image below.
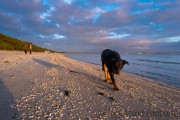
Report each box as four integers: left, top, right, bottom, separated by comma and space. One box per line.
101, 49, 129, 90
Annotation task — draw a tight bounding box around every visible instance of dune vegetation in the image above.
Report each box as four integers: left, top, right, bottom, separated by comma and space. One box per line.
0, 33, 56, 52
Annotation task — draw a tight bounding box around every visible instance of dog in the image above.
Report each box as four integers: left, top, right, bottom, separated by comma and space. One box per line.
101, 49, 129, 90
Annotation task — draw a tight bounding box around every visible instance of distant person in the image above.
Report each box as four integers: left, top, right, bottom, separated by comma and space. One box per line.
29, 44, 32, 54
24, 44, 28, 54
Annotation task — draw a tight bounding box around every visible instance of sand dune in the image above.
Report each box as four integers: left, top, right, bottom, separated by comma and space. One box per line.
0, 51, 180, 120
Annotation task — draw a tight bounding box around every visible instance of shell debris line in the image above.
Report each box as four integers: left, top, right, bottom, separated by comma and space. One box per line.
0, 51, 180, 120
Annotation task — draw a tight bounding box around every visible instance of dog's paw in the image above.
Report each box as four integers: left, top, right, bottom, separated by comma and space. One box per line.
114, 87, 119, 91
108, 80, 113, 84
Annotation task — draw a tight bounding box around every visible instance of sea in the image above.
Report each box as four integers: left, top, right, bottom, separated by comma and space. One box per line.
65, 53, 180, 88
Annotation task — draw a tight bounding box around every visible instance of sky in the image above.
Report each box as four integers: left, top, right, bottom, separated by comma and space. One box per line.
0, 0, 180, 52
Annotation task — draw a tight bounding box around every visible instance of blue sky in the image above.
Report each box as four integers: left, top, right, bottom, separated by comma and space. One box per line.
0, 0, 180, 52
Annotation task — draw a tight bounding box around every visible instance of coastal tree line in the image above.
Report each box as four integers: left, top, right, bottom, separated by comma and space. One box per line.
0, 33, 56, 52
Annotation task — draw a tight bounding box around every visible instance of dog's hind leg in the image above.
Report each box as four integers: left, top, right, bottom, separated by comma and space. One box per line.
101, 59, 105, 71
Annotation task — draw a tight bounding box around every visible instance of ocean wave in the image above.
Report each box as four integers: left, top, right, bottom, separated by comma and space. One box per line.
66, 54, 180, 88
138, 59, 180, 65
132, 63, 180, 71
145, 71, 171, 77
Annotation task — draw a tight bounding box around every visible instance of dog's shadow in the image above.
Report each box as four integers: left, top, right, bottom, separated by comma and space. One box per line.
32, 58, 113, 91
69, 70, 113, 90
32, 58, 64, 69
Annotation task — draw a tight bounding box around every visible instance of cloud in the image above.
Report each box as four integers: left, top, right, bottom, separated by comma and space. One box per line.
53, 34, 65, 39
0, 0, 180, 52
107, 32, 131, 38
45, 43, 51, 45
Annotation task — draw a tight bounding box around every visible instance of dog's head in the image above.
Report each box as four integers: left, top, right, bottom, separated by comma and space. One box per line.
110, 59, 129, 75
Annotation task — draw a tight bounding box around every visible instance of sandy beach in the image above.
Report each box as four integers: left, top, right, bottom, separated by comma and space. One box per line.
0, 51, 180, 120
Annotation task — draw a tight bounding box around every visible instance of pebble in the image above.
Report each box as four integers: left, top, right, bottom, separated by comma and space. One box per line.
1, 53, 178, 120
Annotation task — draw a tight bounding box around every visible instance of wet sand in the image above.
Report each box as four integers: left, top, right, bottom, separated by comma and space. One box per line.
0, 51, 180, 120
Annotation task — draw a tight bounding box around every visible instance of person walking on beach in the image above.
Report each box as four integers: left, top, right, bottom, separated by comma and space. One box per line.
29, 44, 32, 54
24, 44, 28, 54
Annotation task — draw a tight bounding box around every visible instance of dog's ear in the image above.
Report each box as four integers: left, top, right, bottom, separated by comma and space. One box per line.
122, 60, 129, 66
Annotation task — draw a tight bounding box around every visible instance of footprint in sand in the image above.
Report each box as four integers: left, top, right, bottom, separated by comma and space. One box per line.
4, 61, 10, 63
10, 75, 15, 78
97, 91, 105, 96
64, 90, 71, 96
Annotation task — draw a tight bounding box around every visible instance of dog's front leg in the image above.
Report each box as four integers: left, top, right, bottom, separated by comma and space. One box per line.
109, 72, 119, 91
103, 64, 108, 82
107, 71, 112, 84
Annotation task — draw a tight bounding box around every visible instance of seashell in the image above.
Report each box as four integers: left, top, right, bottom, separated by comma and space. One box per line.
29, 116, 34, 119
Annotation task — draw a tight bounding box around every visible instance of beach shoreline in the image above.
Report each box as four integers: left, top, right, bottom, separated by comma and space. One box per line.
0, 51, 180, 119
65, 53, 180, 89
